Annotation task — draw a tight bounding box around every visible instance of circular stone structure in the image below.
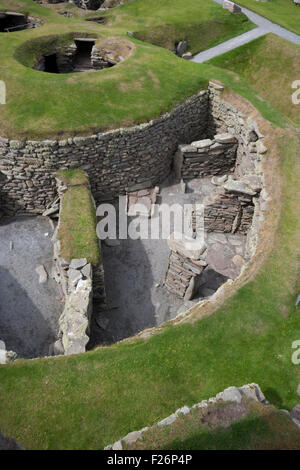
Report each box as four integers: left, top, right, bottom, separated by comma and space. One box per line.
15, 34, 134, 74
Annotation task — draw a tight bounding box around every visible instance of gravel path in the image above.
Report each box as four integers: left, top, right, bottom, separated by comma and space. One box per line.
192, 0, 300, 63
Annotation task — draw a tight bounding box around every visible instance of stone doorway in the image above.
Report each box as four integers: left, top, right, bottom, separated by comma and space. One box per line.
73, 38, 95, 72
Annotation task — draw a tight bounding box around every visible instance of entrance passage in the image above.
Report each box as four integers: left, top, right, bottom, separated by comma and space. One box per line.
44, 53, 59, 74
0, 12, 28, 32
73, 39, 95, 72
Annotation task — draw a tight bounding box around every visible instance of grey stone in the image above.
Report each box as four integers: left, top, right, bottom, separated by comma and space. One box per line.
290, 405, 300, 422
53, 339, 64, 356
112, 440, 123, 450
175, 406, 190, 416
256, 140, 267, 154
35, 265, 48, 284
168, 233, 207, 260
68, 268, 83, 288
157, 413, 177, 426
81, 263, 92, 278
0, 349, 17, 364
69, 258, 87, 270
217, 386, 243, 403
239, 383, 267, 403
123, 431, 142, 445
176, 41, 187, 57
191, 139, 212, 149
0, 340, 6, 350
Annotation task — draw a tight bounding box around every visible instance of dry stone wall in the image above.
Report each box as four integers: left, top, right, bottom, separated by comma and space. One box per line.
50, 176, 106, 356
0, 91, 208, 215
164, 235, 207, 300
174, 133, 238, 181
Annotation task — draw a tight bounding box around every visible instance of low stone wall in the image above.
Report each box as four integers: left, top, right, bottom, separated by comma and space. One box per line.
0, 91, 208, 216
223, 0, 242, 14
174, 133, 238, 181
104, 383, 269, 450
204, 177, 261, 234
50, 175, 106, 356
164, 234, 207, 299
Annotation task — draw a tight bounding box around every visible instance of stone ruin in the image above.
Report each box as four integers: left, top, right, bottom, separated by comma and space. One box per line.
0, 81, 269, 355
34, 38, 117, 74
0, 11, 39, 33
223, 1, 242, 14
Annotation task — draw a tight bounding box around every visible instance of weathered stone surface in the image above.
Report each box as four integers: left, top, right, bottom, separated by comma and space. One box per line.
0, 349, 17, 364
69, 258, 87, 270
157, 413, 177, 426
178, 134, 238, 181
123, 431, 142, 445
59, 278, 93, 355
0, 91, 209, 216
35, 264, 48, 284
167, 233, 207, 260
217, 386, 243, 403
291, 405, 300, 422
176, 41, 187, 57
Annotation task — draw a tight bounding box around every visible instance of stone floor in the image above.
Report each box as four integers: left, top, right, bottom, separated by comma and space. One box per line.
0, 216, 63, 358
89, 175, 247, 347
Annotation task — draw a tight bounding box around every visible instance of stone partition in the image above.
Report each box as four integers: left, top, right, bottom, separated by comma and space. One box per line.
164, 234, 207, 300
0, 91, 209, 215
204, 177, 261, 234
174, 133, 238, 181
50, 175, 106, 356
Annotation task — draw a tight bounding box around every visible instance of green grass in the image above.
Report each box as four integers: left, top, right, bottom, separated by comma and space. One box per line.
0, 0, 254, 138
109, 0, 254, 55
208, 34, 300, 126
57, 169, 100, 266
124, 400, 300, 450
237, 0, 300, 35
0, 124, 299, 449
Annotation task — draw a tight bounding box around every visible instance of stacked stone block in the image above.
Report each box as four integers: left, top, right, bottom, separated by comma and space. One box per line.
0, 91, 208, 215
204, 178, 261, 234
174, 133, 238, 181
164, 234, 207, 300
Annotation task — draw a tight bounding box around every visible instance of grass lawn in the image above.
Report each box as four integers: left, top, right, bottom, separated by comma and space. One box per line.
237, 0, 300, 35
0, 0, 254, 139
57, 169, 100, 266
124, 400, 300, 450
208, 34, 300, 126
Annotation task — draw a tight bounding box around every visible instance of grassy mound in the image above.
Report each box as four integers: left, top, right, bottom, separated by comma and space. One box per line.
208, 34, 300, 126
0, 0, 254, 139
57, 169, 100, 267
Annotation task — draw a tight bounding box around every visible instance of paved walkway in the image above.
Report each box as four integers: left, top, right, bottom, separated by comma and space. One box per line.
192, 0, 300, 63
